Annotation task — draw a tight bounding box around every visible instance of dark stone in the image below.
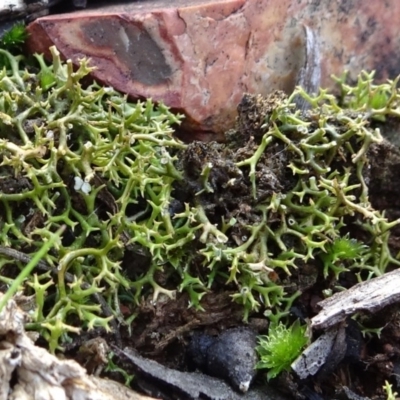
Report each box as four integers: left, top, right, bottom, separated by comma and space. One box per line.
206, 327, 258, 393
187, 327, 258, 393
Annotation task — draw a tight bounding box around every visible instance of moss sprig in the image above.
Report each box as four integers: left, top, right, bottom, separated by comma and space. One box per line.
0, 22, 28, 69
256, 320, 309, 380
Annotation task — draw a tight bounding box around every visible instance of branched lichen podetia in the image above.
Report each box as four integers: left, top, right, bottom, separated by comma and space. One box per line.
1, 45, 400, 350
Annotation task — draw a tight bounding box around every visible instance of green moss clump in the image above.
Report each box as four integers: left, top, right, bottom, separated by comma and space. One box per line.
256, 320, 308, 380
0, 22, 28, 69
320, 235, 367, 279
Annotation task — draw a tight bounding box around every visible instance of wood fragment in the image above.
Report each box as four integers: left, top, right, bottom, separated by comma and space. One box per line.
0, 293, 154, 400
311, 269, 400, 330
293, 25, 321, 113
291, 327, 339, 380
291, 323, 347, 380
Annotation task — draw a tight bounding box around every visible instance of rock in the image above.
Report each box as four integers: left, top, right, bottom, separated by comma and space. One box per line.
206, 327, 258, 393
187, 327, 258, 393
114, 345, 289, 400
0, 0, 50, 23
26, 0, 400, 140
187, 331, 214, 371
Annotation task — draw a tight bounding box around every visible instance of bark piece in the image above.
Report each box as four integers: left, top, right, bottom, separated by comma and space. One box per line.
311, 269, 400, 330
0, 344, 21, 400
291, 325, 347, 380
26, 0, 400, 140
0, 293, 155, 400
291, 327, 338, 380
342, 387, 371, 400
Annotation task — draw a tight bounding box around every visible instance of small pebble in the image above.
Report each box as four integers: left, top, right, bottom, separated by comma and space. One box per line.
187, 327, 258, 393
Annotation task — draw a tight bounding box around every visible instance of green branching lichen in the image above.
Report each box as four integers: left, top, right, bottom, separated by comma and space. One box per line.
1, 44, 400, 351
0, 46, 188, 349
383, 381, 398, 400
333, 71, 397, 122
181, 78, 400, 319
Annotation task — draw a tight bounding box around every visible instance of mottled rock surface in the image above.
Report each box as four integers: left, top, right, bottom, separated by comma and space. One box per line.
26, 0, 400, 140
187, 327, 258, 392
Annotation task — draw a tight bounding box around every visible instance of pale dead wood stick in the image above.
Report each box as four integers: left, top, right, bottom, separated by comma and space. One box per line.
293, 25, 321, 113
311, 268, 400, 330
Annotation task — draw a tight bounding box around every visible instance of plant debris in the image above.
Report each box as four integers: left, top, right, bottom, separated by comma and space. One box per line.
0, 292, 152, 400
311, 268, 400, 330
291, 324, 346, 380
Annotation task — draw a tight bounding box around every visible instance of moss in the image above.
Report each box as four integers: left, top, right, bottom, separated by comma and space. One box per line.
0, 22, 28, 69
256, 320, 308, 380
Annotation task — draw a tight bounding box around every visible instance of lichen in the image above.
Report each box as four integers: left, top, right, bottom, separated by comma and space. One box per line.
0, 46, 187, 350
182, 77, 400, 320
1, 45, 400, 351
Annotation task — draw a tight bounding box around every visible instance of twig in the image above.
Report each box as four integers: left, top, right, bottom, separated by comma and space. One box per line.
311, 268, 400, 330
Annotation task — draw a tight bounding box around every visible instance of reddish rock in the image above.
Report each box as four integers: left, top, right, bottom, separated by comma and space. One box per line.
26, 0, 400, 141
